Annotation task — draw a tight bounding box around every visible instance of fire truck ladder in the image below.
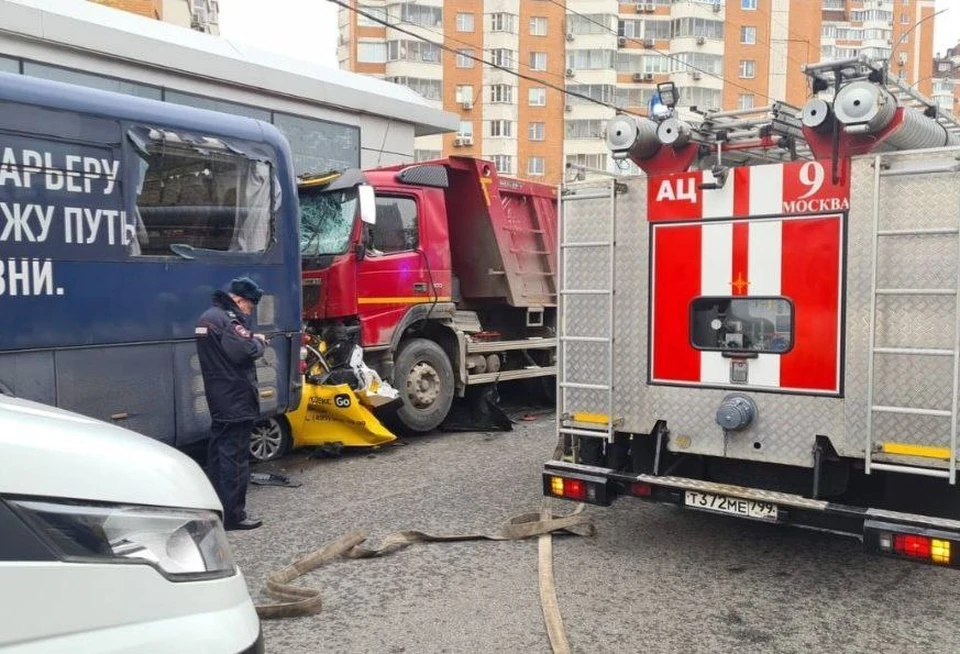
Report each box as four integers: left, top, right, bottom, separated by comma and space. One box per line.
556, 182, 618, 448
864, 155, 960, 485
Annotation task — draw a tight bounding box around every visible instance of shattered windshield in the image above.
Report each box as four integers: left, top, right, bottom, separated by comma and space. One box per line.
300, 189, 357, 256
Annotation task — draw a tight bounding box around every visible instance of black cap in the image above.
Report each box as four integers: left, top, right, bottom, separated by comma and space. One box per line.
229, 277, 264, 304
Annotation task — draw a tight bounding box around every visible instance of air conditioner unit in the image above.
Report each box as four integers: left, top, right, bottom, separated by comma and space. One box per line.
462, 100, 473, 110
643, 73, 654, 81
692, 71, 702, 80
632, 72, 645, 82
643, 39, 655, 49
712, 2, 721, 12
635, 2, 644, 11
461, 136, 473, 146
566, 68, 575, 78
647, 3, 657, 11
566, 32, 575, 42
453, 137, 464, 147
696, 36, 706, 45
564, 104, 573, 112
618, 36, 627, 47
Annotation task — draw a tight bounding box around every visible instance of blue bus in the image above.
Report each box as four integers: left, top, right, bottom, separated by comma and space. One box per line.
0, 72, 302, 447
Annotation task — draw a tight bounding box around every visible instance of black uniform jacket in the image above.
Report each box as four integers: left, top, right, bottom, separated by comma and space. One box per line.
195, 291, 266, 422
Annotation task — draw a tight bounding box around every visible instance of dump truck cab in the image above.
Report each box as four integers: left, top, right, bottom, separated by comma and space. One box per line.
299, 157, 558, 433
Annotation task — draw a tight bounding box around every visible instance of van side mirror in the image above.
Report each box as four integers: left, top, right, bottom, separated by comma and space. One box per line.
358, 184, 376, 225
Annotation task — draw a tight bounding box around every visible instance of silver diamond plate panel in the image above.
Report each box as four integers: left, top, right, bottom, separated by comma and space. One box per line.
846, 151, 960, 461
559, 148, 960, 469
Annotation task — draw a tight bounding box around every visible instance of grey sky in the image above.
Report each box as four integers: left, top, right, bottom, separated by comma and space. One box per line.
218, 0, 958, 68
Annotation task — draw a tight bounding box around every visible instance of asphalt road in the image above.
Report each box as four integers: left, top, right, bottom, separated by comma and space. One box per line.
229, 416, 960, 654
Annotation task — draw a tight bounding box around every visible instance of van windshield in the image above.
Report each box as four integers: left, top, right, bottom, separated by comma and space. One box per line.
300, 188, 357, 256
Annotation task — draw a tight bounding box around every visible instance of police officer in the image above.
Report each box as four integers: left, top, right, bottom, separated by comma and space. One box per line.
196, 277, 267, 531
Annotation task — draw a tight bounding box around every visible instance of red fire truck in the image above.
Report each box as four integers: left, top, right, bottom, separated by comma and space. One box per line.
544, 57, 960, 567
297, 157, 557, 433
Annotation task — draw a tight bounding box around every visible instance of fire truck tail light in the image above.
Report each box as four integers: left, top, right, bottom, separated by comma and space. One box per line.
630, 482, 653, 497
547, 475, 604, 503
876, 530, 952, 566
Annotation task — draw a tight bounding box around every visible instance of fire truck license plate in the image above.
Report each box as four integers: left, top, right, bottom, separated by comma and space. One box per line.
684, 491, 778, 521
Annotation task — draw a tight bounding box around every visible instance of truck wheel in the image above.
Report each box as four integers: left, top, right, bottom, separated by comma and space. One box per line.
394, 338, 455, 433
249, 416, 292, 463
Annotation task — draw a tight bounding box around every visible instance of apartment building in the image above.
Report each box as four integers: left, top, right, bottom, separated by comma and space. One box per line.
89, 0, 220, 34
338, 0, 936, 183
933, 41, 960, 116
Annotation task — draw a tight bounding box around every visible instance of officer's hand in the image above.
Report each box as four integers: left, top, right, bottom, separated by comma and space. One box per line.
254, 333, 268, 343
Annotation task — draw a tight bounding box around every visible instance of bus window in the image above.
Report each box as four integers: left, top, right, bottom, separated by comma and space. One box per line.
129, 127, 275, 257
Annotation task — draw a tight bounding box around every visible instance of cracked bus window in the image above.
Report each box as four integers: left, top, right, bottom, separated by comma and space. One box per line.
131, 128, 274, 256
691, 297, 793, 354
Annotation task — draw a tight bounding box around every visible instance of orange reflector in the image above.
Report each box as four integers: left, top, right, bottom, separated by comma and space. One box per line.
932, 539, 951, 565
549, 476, 564, 496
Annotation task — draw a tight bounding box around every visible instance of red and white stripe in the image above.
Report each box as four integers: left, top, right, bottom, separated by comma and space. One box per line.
650, 214, 843, 394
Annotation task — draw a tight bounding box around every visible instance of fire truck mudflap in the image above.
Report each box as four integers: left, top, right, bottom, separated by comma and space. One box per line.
548, 57, 960, 569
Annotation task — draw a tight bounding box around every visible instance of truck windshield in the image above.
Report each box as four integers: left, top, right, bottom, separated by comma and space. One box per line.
300, 189, 357, 256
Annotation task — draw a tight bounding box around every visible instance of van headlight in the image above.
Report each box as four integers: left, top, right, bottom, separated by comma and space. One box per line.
8, 499, 236, 580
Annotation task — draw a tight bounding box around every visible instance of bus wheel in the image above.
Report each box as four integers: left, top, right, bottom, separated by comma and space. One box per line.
394, 338, 454, 433
250, 416, 291, 463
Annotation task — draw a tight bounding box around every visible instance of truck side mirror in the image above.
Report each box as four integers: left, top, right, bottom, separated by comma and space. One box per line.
358, 184, 376, 225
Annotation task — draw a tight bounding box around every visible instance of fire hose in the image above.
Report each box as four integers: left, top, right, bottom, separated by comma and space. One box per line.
254, 448, 591, 654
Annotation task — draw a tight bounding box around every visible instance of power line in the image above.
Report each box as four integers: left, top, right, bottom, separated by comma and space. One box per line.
329, 0, 641, 115
549, 0, 778, 103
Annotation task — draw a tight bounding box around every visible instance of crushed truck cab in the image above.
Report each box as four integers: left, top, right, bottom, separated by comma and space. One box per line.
547, 57, 960, 568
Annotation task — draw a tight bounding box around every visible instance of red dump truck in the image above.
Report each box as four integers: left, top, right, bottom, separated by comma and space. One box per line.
296, 156, 558, 432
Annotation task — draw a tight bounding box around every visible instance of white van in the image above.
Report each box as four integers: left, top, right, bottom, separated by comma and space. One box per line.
0, 394, 263, 653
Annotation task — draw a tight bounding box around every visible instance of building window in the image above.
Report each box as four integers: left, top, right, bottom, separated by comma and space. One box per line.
671, 17, 724, 40
568, 13, 614, 35
566, 50, 615, 70
528, 157, 545, 177
357, 42, 387, 63
741, 0, 757, 9
387, 40, 441, 63
901, 12, 910, 24
491, 49, 517, 69
415, 149, 442, 162
489, 85, 514, 104
737, 93, 755, 109
529, 52, 548, 71
456, 49, 474, 68
490, 13, 517, 34
740, 26, 757, 45
456, 12, 475, 32
488, 120, 514, 138
739, 60, 756, 79
528, 87, 547, 106
529, 122, 546, 141
458, 121, 474, 138
565, 119, 605, 139
565, 153, 608, 172
388, 76, 442, 101
399, 4, 442, 28
491, 155, 514, 175
369, 196, 419, 253
356, 4, 387, 27
455, 85, 474, 104
530, 16, 548, 36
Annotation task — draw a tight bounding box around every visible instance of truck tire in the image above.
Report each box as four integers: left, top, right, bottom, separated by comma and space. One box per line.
394, 338, 455, 433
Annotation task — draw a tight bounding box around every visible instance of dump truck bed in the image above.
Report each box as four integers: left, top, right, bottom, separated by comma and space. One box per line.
436, 157, 557, 308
